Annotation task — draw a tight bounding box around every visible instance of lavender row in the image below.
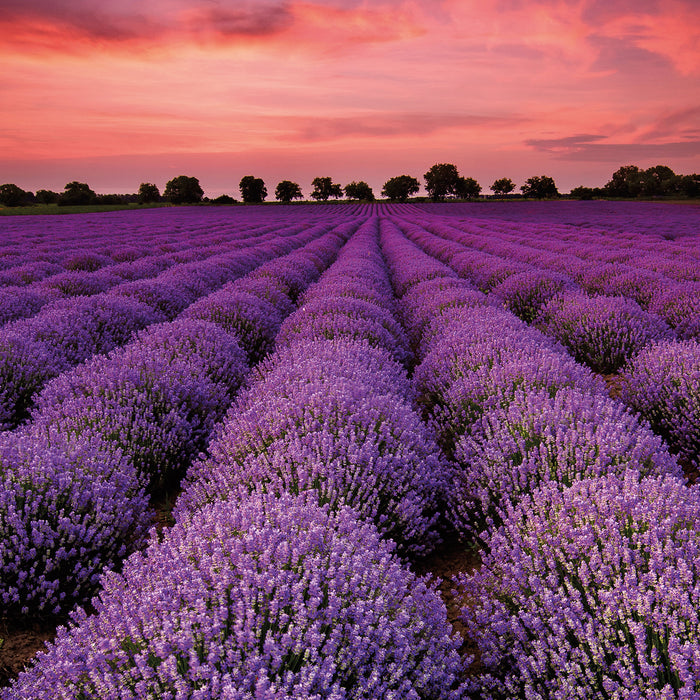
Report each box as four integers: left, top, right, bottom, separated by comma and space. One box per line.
380, 220, 678, 528
0, 219, 308, 327
394, 214, 688, 373
5, 218, 466, 698
0, 223, 327, 430
392, 213, 700, 465
381, 216, 700, 696
396, 208, 700, 341
178, 217, 449, 557
0, 226, 350, 621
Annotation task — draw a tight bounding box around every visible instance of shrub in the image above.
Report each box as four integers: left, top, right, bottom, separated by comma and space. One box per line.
536, 292, 672, 373
621, 339, 700, 466
177, 375, 446, 556
7, 493, 465, 699
0, 429, 150, 617
459, 472, 700, 698
31, 346, 229, 491
450, 388, 683, 538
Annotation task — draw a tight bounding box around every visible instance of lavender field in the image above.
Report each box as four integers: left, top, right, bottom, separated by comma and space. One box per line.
1, 201, 700, 698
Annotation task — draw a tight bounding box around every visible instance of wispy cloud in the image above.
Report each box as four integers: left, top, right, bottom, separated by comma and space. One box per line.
526, 133, 700, 162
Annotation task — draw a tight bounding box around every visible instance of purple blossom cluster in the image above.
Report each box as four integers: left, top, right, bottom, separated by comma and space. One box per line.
621, 339, 700, 466
178, 218, 447, 557
6, 493, 465, 699
0, 217, 353, 618
490, 269, 577, 322
451, 387, 682, 538
536, 292, 673, 373
458, 471, 700, 698
0, 428, 150, 617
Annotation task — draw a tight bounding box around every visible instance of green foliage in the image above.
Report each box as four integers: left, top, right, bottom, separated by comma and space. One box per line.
239, 176, 267, 204
490, 177, 515, 197
211, 194, 236, 205
424, 163, 461, 201
381, 175, 420, 202
58, 181, 96, 206
275, 180, 303, 202
520, 175, 559, 199
163, 176, 203, 205
454, 176, 481, 199
310, 177, 342, 201
0, 184, 33, 207
34, 189, 60, 205
344, 181, 375, 201
138, 183, 160, 204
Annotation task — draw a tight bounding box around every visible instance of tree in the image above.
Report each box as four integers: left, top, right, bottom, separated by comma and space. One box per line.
310, 177, 342, 201
679, 174, 700, 198
490, 178, 515, 197
239, 175, 267, 203
275, 180, 303, 202
0, 183, 32, 207
344, 181, 375, 201
604, 165, 643, 198
570, 186, 602, 200
58, 181, 96, 206
639, 165, 678, 197
454, 176, 482, 199
424, 163, 461, 201
35, 189, 60, 204
211, 194, 236, 204
520, 175, 559, 199
381, 175, 420, 202
138, 182, 160, 204
163, 175, 203, 204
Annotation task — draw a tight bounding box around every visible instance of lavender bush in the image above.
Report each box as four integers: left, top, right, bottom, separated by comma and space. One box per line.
450, 388, 683, 538
428, 351, 606, 449
459, 471, 700, 699
250, 337, 414, 402
6, 493, 465, 699
491, 269, 577, 323
620, 339, 700, 466
536, 292, 672, 373
0, 429, 150, 617
177, 372, 446, 556
31, 345, 230, 491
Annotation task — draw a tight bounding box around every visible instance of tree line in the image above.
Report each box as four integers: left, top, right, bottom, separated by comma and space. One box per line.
1, 163, 698, 207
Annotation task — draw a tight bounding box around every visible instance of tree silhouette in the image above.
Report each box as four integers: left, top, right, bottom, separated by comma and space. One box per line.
424, 163, 461, 201
382, 175, 420, 202
0, 184, 32, 207
138, 183, 160, 204
239, 176, 267, 203
163, 176, 203, 204
344, 181, 375, 201
491, 178, 515, 197
604, 165, 643, 198
455, 176, 482, 199
59, 181, 96, 206
520, 175, 559, 199
275, 180, 303, 202
310, 177, 342, 201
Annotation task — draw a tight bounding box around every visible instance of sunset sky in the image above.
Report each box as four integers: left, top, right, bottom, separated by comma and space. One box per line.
1, 0, 699, 197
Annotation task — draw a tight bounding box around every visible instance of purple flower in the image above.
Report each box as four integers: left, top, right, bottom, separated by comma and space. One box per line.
458, 472, 700, 698
6, 493, 465, 699
620, 339, 700, 467
450, 388, 683, 538
0, 428, 150, 617
177, 368, 447, 556
536, 292, 673, 373
491, 269, 577, 323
